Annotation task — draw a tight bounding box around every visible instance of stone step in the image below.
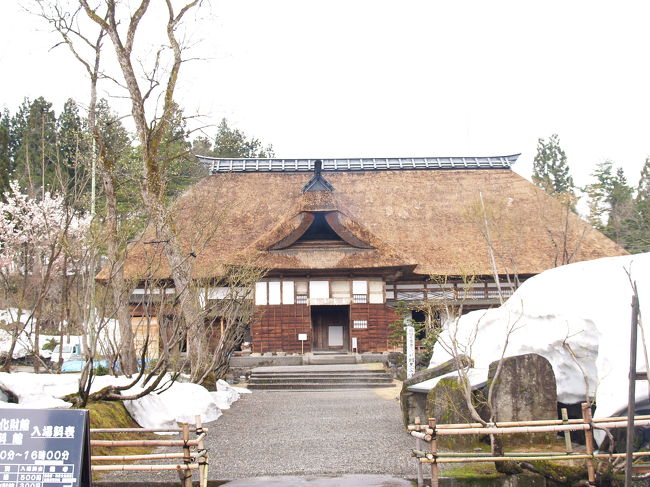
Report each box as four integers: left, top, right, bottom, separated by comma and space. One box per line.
308, 355, 358, 365
247, 364, 393, 390
247, 381, 395, 390
249, 376, 393, 384
250, 372, 392, 378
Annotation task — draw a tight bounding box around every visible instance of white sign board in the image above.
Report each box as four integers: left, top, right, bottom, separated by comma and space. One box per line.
405, 325, 416, 379
298, 334, 307, 341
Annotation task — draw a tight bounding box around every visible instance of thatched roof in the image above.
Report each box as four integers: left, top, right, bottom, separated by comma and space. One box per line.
114, 158, 627, 280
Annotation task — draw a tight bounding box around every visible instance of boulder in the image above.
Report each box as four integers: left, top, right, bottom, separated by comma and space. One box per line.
427, 376, 483, 449
487, 353, 558, 446
400, 355, 473, 427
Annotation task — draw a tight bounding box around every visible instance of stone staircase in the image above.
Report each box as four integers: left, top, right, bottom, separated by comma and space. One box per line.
247, 364, 395, 391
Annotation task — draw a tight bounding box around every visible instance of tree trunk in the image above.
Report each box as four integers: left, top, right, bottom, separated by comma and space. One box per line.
102, 170, 138, 375
154, 218, 206, 380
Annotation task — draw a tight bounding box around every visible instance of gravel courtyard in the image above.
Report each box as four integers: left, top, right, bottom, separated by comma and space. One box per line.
99, 387, 417, 483
208, 389, 415, 479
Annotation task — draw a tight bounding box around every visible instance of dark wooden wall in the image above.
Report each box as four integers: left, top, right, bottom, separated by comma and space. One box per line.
252, 303, 398, 353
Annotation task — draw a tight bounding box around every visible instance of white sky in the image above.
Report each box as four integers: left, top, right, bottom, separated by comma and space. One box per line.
1, 1, 650, 189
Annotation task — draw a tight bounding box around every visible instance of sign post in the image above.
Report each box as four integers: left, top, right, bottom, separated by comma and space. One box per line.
298, 333, 307, 355
0, 408, 91, 487
405, 319, 416, 379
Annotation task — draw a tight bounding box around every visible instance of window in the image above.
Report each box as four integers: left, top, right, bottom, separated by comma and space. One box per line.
352, 280, 368, 303
268, 281, 281, 305
369, 280, 384, 303
296, 281, 308, 304
353, 320, 368, 329
282, 281, 295, 305
309, 280, 329, 299
331, 281, 351, 299
255, 282, 267, 305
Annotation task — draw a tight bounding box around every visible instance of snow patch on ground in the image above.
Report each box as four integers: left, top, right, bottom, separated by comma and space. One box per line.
0, 372, 248, 431
428, 253, 649, 421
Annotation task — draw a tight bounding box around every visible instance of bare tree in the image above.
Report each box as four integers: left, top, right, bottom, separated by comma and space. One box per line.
74, 0, 215, 377
34, 0, 140, 374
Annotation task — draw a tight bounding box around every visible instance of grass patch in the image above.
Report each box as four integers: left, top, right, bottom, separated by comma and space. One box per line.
443, 462, 504, 479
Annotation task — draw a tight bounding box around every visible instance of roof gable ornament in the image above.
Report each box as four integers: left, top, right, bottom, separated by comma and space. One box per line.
302, 160, 334, 193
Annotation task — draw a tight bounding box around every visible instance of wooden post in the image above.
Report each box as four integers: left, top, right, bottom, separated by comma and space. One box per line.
415, 417, 423, 487
195, 415, 208, 487
561, 408, 573, 454
429, 418, 439, 487
581, 403, 596, 485
626, 293, 640, 487
181, 422, 192, 487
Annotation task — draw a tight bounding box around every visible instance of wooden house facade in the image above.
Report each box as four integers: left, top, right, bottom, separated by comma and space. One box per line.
117, 155, 627, 355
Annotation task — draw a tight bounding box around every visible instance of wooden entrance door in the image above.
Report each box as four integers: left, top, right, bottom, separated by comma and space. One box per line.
311, 306, 349, 351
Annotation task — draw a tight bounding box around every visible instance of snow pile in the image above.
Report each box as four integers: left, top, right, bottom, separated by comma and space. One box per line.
428, 253, 649, 421
124, 382, 223, 429
212, 379, 251, 410
0, 372, 79, 409
0, 372, 249, 430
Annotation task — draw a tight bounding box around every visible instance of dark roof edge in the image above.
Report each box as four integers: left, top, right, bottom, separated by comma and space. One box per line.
197, 154, 521, 173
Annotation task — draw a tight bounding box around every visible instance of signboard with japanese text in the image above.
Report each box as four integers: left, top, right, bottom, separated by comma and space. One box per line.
0, 408, 91, 487
405, 324, 416, 379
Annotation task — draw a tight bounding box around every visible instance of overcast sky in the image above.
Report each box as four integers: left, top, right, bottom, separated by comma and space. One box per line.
1, 1, 650, 189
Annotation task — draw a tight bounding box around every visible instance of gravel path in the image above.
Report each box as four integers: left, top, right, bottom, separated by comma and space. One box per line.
100, 388, 417, 483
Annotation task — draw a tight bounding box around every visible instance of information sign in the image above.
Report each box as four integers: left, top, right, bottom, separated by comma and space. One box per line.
0, 408, 91, 487
405, 324, 416, 379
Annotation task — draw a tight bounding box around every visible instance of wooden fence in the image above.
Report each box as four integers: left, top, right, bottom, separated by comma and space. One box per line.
90, 415, 208, 487
409, 403, 650, 487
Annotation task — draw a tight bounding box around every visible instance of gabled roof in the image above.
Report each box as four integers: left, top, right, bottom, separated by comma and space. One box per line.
113, 157, 627, 281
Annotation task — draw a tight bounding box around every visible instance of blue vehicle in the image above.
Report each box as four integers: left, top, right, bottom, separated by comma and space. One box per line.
60, 357, 108, 373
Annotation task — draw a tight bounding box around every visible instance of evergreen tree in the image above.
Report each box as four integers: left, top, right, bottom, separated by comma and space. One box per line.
532, 134, 575, 196
211, 118, 274, 158
631, 158, 650, 252
190, 136, 213, 158
57, 98, 87, 195
0, 111, 11, 196
585, 161, 636, 249
10, 97, 58, 194
159, 103, 201, 198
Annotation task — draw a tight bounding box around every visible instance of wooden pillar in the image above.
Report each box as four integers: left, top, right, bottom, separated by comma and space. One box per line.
196, 415, 208, 487
626, 293, 640, 487
581, 403, 596, 485
181, 422, 192, 487
429, 418, 439, 487
415, 417, 423, 487
561, 408, 573, 454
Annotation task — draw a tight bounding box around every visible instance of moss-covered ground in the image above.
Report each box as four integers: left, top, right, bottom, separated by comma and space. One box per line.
443, 462, 504, 479
83, 400, 157, 457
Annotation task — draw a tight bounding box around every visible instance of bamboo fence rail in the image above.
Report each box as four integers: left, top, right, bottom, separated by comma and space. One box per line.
90, 415, 208, 487
408, 403, 648, 487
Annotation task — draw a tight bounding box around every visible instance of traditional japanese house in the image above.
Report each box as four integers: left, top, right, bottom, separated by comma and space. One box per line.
118, 155, 626, 355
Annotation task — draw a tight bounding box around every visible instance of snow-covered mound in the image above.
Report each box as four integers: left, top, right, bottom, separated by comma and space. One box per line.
123, 382, 223, 429
0, 372, 249, 431
429, 253, 649, 421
